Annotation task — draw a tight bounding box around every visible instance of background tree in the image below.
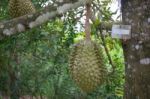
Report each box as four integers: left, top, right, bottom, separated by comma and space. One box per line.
122, 0, 150, 99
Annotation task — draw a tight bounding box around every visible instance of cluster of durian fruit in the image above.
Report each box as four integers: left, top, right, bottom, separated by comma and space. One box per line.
69, 39, 106, 92
8, 0, 106, 93
8, 0, 35, 18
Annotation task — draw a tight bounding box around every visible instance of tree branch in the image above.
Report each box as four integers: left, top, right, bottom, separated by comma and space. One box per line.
0, 0, 91, 40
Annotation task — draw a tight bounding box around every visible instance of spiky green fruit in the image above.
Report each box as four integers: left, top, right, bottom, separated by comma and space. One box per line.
69, 40, 106, 92
8, 0, 36, 18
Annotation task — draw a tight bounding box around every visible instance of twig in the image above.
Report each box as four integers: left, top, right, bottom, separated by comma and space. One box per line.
97, 25, 115, 75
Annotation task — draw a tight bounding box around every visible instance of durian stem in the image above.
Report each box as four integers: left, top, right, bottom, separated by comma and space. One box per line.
85, 3, 91, 40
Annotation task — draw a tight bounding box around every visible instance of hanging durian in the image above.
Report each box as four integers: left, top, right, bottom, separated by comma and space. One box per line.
69, 4, 106, 92
8, 0, 36, 18
69, 40, 106, 92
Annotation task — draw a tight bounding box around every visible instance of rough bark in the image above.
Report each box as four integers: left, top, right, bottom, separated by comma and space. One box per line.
0, 0, 91, 40
122, 0, 150, 99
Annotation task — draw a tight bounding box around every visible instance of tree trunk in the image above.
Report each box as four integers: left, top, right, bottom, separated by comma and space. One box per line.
8, 64, 20, 99
122, 0, 150, 99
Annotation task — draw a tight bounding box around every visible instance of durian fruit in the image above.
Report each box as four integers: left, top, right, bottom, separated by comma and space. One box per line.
8, 0, 36, 18
69, 40, 106, 92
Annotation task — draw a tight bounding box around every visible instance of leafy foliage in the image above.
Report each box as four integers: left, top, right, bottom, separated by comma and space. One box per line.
0, 0, 124, 99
